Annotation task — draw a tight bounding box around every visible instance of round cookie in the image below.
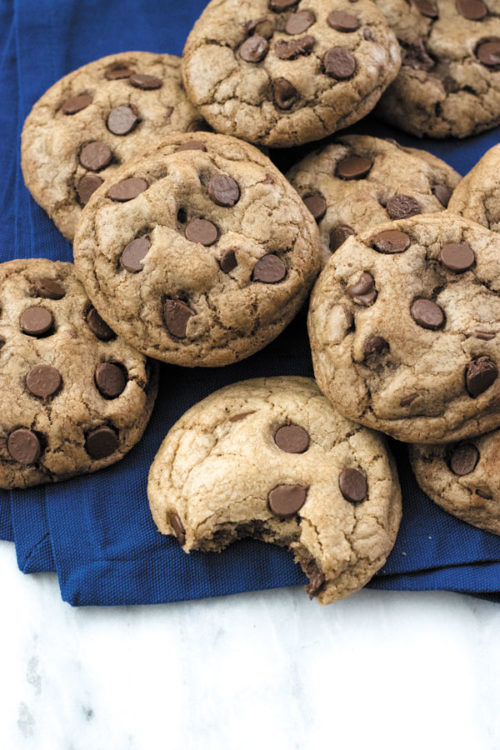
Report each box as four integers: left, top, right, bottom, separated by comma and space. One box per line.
410, 432, 500, 535
448, 144, 500, 233
0, 259, 158, 489
21, 52, 205, 240
148, 376, 402, 604
374, 0, 500, 138
182, 0, 401, 147
74, 132, 322, 367
287, 135, 460, 264
308, 213, 500, 443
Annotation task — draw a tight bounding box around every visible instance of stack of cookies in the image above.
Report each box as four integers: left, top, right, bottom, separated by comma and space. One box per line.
7, 0, 500, 604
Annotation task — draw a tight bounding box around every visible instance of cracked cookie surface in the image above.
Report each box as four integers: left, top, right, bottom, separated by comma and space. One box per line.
287, 135, 460, 264
308, 213, 500, 443
21, 52, 204, 241
374, 0, 500, 138
148, 376, 402, 604
0, 259, 158, 489
448, 143, 500, 232
74, 132, 321, 367
181, 0, 401, 147
410, 430, 500, 535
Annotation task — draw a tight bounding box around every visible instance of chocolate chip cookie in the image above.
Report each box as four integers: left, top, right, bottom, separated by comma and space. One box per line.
287, 135, 460, 264
0, 259, 158, 489
308, 213, 500, 443
374, 0, 500, 138
21, 52, 204, 241
182, 0, 401, 147
74, 132, 321, 367
148, 376, 402, 604
448, 143, 500, 232
410, 432, 500, 535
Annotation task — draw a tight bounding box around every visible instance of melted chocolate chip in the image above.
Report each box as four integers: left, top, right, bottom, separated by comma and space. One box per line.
26, 365, 62, 399
275, 35, 315, 59
252, 254, 286, 283
338, 468, 367, 503
403, 41, 435, 71
273, 77, 298, 109
7, 429, 41, 465
220, 249, 238, 273
372, 230, 411, 254
176, 140, 207, 152
303, 194, 327, 221
240, 35, 269, 62
439, 242, 475, 272
85, 425, 119, 459
476, 37, 500, 67
79, 141, 113, 171
286, 10, 316, 34
324, 47, 356, 79
433, 184, 452, 207
107, 105, 140, 135
450, 443, 480, 476
86, 307, 116, 341
327, 10, 360, 31
274, 424, 310, 453
105, 67, 133, 80
20, 307, 54, 337
386, 194, 422, 220
269, 0, 298, 10
169, 512, 186, 545
208, 175, 240, 207
411, 0, 439, 17
411, 299, 445, 330
330, 225, 355, 252
164, 299, 195, 338
465, 356, 498, 397
304, 559, 326, 598
62, 93, 92, 114
120, 236, 151, 273
77, 174, 103, 205
363, 335, 388, 356
129, 72, 162, 89
185, 217, 218, 245
268, 484, 307, 518
95, 362, 127, 398
337, 156, 372, 179
34, 277, 65, 299
347, 272, 377, 306
107, 177, 148, 201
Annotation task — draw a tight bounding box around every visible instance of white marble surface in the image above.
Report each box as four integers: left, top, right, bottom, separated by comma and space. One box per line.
1, 540, 499, 750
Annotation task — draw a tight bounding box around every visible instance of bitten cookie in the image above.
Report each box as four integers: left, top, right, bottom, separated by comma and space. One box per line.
148, 376, 402, 604
448, 144, 500, 233
74, 132, 321, 367
374, 0, 500, 138
287, 135, 460, 264
410, 433, 500, 536
0, 259, 158, 489
21, 52, 204, 240
182, 0, 401, 147
308, 214, 500, 443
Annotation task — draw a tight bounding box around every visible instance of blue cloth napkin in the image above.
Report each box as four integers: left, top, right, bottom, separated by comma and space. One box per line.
1, 0, 499, 605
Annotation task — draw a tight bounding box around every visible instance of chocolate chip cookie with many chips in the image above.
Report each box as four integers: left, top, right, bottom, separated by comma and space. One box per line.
308, 214, 500, 443
0, 259, 157, 489
374, 0, 500, 138
21, 52, 204, 241
448, 144, 500, 233
410, 432, 500, 535
182, 0, 401, 147
148, 377, 402, 604
287, 135, 460, 264
74, 132, 321, 367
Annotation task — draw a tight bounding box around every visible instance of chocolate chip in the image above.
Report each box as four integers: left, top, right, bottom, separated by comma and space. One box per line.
363, 335, 388, 355
286, 10, 316, 34
77, 174, 103, 205
220, 249, 237, 273
327, 10, 360, 31
347, 272, 377, 306
274, 35, 315, 60
85, 425, 119, 459
240, 34, 269, 62
372, 230, 411, 254
403, 41, 435, 71
476, 488, 492, 499
129, 72, 162, 89
439, 242, 475, 272
465, 356, 498, 397
338, 468, 367, 503
7, 429, 41, 465
252, 254, 286, 283
107, 177, 148, 201
386, 194, 422, 220
185, 217, 218, 245
245, 17, 275, 38
411, 0, 439, 17
229, 411, 255, 422
164, 299, 195, 338
474, 330, 496, 340
165, 106, 174, 121
34, 277, 65, 299
269, 0, 298, 10
324, 47, 356, 79
79, 141, 113, 171
105, 67, 133, 80
411, 299, 445, 330
400, 393, 418, 406
273, 77, 298, 109
336, 155, 372, 179
450, 443, 480, 476
330, 225, 355, 252
274, 424, 310, 453
456, 0, 488, 20
304, 559, 325, 598
169, 512, 186, 545
476, 37, 500, 67
26, 365, 62, 399
95, 362, 127, 398
363, 28, 373, 41
62, 93, 92, 114
107, 105, 139, 135
120, 236, 151, 273
268, 484, 307, 518
86, 307, 116, 341
303, 194, 327, 221
20, 307, 54, 337
208, 174, 240, 207
433, 184, 452, 207
186, 119, 212, 132
176, 140, 207, 152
